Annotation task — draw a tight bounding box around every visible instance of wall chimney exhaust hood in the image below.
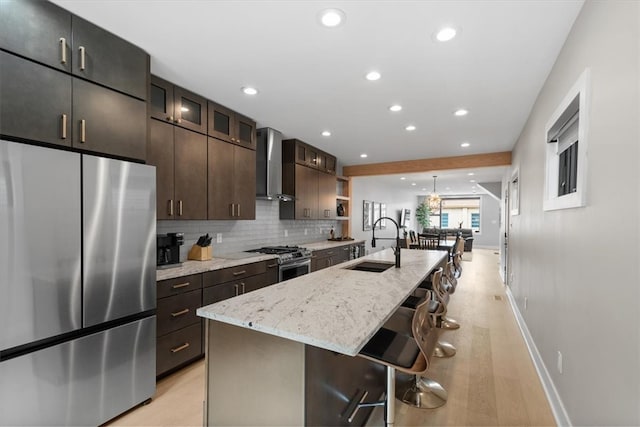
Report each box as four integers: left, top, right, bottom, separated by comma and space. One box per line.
256, 128, 294, 201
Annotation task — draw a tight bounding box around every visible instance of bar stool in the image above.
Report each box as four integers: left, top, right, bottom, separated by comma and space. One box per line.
357, 298, 446, 425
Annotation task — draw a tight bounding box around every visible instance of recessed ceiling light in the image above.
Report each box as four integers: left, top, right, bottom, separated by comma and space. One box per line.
468, 172, 475, 176
365, 71, 381, 81
322, 131, 331, 137
446, 187, 451, 190
411, 183, 416, 186
405, 125, 416, 131
435, 27, 457, 42
319, 8, 345, 27
242, 86, 258, 95
360, 153, 368, 158
454, 109, 468, 116
460, 142, 470, 148
389, 104, 402, 112
400, 177, 406, 180
422, 188, 427, 191
470, 179, 476, 183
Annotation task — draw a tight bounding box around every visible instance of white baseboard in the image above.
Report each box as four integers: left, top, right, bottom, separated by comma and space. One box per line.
504, 287, 572, 427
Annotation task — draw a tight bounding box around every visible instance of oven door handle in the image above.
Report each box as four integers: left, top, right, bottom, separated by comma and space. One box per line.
281, 259, 311, 269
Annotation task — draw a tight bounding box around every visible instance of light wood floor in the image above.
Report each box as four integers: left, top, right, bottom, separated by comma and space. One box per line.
106, 249, 555, 427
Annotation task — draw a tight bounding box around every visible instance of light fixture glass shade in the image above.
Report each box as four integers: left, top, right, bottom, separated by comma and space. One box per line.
428, 176, 441, 211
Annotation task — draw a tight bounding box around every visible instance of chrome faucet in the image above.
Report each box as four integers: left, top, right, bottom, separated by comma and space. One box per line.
371, 216, 401, 268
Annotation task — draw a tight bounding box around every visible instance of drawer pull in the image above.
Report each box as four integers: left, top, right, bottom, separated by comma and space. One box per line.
170, 308, 189, 317
232, 270, 246, 276
233, 283, 240, 296
170, 342, 190, 353
267, 263, 278, 268
79, 46, 86, 70
171, 282, 190, 289
241, 282, 246, 293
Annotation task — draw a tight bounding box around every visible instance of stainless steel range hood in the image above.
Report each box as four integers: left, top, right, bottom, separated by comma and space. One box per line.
256, 127, 294, 201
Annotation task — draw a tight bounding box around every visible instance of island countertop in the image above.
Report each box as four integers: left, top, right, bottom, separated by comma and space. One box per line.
196, 248, 447, 356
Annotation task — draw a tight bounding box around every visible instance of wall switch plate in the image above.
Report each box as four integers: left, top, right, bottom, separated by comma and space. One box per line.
216, 233, 222, 243
524, 297, 528, 310
557, 351, 563, 374
284, 230, 288, 237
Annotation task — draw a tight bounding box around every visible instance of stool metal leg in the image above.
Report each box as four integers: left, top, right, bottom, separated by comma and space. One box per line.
398, 374, 447, 409
433, 340, 456, 358
416, 376, 448, 405
386, 367, 396, 426
441, 316, 460, 330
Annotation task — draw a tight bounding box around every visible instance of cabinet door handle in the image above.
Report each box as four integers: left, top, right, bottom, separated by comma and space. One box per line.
79, 46, 86, 71
178, 200, 183, 216
171, 282, 190, 289
80, 119, 86, 143
170, 342, 190, 353
241, 282, 246, 294
230, 204, 235, 217
237, 204, 240, 217
267, 263, 278, 268
233, 283, 240, 296
59, 38, 67, 64
232, 270, 246, 276
60, 114, 67, 139
170, 308, 190, 317
168, 199, 174, 216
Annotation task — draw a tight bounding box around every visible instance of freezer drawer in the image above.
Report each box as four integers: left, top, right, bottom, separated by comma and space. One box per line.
0, 140, 81, 351
83, 155, 156, 326
0, 316, 156, 426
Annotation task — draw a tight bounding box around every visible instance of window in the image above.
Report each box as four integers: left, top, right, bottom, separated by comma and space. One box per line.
441, 213, 449, 228
471, 213, 480, 229
440, 197, 481, 233
544, 69, 589, 211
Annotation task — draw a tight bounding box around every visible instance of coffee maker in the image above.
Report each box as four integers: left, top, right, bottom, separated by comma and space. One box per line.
157, 233, 184, 267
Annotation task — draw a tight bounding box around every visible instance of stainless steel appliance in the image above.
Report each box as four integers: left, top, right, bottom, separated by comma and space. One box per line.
246, 246, 312, 281
157, 232, 184, 267
0, 140, 156, 426
255, 127, 294, 201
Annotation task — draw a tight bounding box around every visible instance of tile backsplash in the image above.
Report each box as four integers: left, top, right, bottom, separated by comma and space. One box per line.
158, 200, 339, 260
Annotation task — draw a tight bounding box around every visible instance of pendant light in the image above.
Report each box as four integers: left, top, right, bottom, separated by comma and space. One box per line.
428, 175, 441, 212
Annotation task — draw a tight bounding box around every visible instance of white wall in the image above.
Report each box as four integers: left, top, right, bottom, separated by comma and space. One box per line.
506, 1, 639, 425
351, 177, 420, 254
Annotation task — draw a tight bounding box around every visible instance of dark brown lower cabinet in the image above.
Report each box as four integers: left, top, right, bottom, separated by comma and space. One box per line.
156, 323, 202, 377
311, 245, 353, 272
156, 261, 278, 377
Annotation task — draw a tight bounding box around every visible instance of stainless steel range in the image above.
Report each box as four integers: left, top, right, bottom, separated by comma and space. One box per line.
246, 246, 312, 282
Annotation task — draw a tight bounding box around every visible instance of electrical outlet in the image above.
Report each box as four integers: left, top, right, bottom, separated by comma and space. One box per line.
216, 233, 222, 243
524, 297, 528, 310
557, 351, 563, 374
304, 228, 308, 235
284, 229, 288, 237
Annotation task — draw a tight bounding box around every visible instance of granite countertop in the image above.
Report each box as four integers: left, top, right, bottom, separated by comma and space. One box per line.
156, 254, 278, 281
156, 239, 364, 281
303, 239, 365, 251
196, 248, 447, 356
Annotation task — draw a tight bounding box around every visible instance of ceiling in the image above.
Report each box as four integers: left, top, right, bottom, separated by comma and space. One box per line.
52, 0, 583, 194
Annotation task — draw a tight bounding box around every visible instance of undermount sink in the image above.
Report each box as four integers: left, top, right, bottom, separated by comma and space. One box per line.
346, 261, 395, 273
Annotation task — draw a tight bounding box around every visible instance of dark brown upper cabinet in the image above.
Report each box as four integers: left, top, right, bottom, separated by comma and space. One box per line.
208, 138, 256, 220
71, 16, 148, 100
318, 152, 337, 175
208, 101, 256, 150
148, 119, 207, 220
0, 51, 146, 160
0, 0, 148, 100
281, 139, 337, 220
150, 76, 207, 134
0, 0, 72, 73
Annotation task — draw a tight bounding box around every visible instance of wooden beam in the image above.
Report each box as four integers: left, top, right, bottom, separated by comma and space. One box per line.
342, 151, 512, 177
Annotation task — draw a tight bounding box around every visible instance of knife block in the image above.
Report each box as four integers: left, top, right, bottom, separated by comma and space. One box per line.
187, 245, 212, 261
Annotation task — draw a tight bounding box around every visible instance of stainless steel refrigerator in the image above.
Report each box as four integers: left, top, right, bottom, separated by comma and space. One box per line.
0, 140, 156, 425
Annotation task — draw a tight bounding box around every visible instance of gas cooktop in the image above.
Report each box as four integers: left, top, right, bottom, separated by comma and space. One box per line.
246, 246, 312, 263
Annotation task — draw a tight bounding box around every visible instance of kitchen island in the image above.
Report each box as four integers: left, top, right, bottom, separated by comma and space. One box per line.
197, 248, 447, 426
